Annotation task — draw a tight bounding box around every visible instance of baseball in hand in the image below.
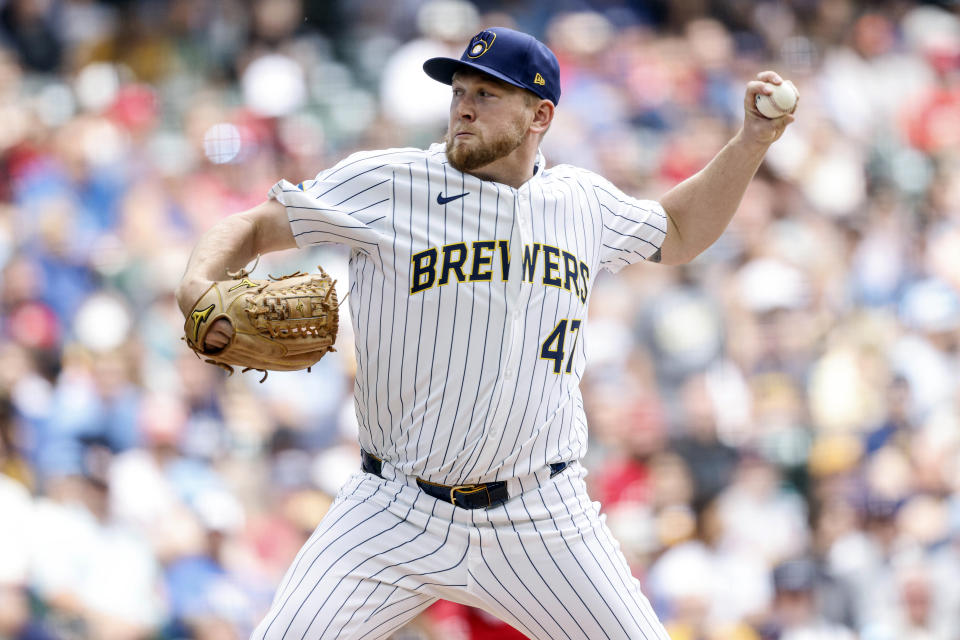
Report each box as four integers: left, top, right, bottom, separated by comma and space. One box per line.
755, 80, 799, 119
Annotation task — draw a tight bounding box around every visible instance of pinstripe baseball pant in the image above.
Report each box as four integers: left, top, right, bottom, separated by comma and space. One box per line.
251, 462, 670, 640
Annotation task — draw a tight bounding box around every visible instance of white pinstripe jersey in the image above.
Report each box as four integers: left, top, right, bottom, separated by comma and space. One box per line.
268, 143, 667, 485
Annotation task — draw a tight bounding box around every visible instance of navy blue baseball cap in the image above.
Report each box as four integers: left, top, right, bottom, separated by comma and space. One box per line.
423, 27, 561, 105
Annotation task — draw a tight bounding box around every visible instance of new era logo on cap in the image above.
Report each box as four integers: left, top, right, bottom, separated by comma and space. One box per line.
423, 27, 561, 105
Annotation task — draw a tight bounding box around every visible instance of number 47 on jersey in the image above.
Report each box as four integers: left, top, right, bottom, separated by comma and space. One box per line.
540, 318, 581, 374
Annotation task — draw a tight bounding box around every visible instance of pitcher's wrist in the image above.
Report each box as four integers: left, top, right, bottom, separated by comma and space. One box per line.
175, 278, 213, 317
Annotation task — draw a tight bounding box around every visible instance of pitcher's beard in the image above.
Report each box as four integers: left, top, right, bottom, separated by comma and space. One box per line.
445, 119, 527, 174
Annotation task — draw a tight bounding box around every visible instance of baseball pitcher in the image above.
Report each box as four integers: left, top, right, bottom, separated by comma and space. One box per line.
176, 27, 796, 640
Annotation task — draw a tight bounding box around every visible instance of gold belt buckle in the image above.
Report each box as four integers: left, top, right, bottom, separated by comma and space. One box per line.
449, 484, 483, 506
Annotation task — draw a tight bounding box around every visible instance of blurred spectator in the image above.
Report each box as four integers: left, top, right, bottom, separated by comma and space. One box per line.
647, 499, 772, 637
762, 558, 856, 640
670, 374, 740, 509
423, 599, 527, 640
379, 0, 479, 138
0, 0, 62, 72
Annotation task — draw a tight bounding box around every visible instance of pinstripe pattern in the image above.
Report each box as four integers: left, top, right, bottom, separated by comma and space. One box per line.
271, 145, 665, 485
252, 467, 670, 640
258, 143, 670, 638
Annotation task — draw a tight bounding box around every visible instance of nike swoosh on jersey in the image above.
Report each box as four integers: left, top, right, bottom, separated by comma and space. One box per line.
437, 191, 469, 205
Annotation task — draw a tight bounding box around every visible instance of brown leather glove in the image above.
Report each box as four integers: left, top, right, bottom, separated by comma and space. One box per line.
183, 266, 339, 381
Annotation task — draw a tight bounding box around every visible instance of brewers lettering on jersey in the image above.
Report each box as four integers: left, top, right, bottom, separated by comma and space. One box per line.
176, 26, 797, 640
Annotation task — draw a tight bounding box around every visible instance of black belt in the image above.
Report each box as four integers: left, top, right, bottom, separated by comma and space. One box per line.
361, 450, 569, 510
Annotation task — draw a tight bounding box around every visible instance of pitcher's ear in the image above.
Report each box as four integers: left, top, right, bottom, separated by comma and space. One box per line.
531, 99, 554, 135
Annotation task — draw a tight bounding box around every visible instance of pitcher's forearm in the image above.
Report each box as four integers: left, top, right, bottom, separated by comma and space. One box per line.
176, 216, 258, 314
186, 215, 259, 282
176, 199, 296, 316
659, 131, 769, 263
656, 71, 796, 265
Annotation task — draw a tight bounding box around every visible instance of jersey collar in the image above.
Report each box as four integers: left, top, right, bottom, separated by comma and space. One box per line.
532, 147, 546, 177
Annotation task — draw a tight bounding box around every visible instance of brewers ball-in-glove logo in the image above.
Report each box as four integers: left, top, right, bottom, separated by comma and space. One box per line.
467, 30, 496, 58
183, 261, 340, 382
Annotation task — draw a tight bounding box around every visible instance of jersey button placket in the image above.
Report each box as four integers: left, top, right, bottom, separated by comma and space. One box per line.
507, 201, 528, 369
490, 190, 526, 437
513, 186, 534, 319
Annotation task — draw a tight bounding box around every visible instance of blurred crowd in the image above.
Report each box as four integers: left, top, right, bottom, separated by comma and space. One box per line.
1, 0, 959, 638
